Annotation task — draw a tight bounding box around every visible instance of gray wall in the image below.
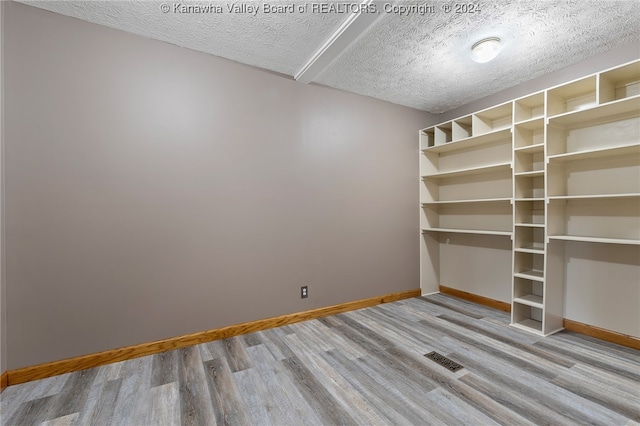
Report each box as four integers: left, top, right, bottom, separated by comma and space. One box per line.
0, 1, 5, 376
438, 41, 640, 122
4, 2, 432, 370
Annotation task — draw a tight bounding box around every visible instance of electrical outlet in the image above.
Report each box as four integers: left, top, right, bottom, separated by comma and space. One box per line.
301, 286, 308, 299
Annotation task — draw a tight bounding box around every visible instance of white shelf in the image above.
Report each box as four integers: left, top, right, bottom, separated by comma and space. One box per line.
515, 170, 544, 177
421, 228, 512, 237
514, 143, 544, 154
547, 142, 640, 162
514, 247, 544, 254
548, 95, 640, 127
514, 117, 544, 130
513, 295, 544, 309
421, 197, 512, 206
421, 128, 511, 154
422, 162, 511, 180
515, 223, 545, 228
518, 242, 545, 251
548, 235, 640, 245
511, 319, 543, 334
548, 193, 640, 201
514, 270, 545, 281
515, 198, 544, 202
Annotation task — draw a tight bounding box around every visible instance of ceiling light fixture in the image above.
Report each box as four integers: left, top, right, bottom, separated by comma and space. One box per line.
471, 37, 502, 63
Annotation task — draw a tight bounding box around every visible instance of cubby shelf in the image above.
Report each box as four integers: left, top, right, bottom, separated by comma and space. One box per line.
514, 247, 544, 254
421, 228, 512, 237
421, 162, 511, 180
515, 92, 545, 124
515, 170, 544, 178
514, 143, 544, 154
548, 94, 640, 127
513, 294, 544, 309
515, 198, 544, 202
514, 270, 545, 281
548, 235, 640, 245
515, 223, 545, 228
421, 127, 511, 153
517, 241, 545, 250
511, 319, 543, 333
515, 117, 545, 129
547, 142, 640, 162
474, 103, 513, 136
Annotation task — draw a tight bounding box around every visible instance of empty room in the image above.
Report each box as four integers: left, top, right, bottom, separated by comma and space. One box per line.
0, 0, 639, 425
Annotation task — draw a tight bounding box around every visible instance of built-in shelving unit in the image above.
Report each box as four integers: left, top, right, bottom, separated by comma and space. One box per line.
420, 103, 513, 236
420, 59, 640, 338
512, 90, 556, 334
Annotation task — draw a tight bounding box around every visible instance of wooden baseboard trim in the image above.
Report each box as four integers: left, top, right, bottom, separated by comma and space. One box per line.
439, 285, 511, 312
563, 318, 640, 350
7, 288, 420, 387
438, 286, 640, 349
1, 371, 7, 393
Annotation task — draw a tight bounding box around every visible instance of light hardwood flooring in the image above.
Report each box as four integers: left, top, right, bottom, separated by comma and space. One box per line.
2, 294, 639, 425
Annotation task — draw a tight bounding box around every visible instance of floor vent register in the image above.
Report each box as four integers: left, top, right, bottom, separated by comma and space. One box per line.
424, 351, 464, 372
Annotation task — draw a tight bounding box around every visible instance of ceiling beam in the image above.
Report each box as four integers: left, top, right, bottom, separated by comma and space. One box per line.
294, 0, 381, 84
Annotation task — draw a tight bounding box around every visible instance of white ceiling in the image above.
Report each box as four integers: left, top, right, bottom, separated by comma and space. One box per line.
18, 0, 640, 113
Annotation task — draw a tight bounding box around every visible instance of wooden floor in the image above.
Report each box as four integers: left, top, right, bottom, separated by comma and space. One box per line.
2, 294, 639, 425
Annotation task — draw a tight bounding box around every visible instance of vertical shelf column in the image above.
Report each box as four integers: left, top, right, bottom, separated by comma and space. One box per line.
511, 92, 559, 335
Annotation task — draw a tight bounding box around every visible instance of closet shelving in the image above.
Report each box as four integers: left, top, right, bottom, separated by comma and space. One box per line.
546, 196, 640, 245
548, 96, 639, 127
420, 59, 640, 337
514, 91, 545, 122
420, 102, 513, 238
511, 91, 552, 335
420, 127, 511, 153
546, 60, 639, 249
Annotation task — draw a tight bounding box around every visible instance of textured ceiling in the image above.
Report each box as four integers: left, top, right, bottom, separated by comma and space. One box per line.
316, 1, 640, 112
18, 0, 640, 113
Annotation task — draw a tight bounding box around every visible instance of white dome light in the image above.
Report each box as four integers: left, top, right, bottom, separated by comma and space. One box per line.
471, 37, 502, 63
